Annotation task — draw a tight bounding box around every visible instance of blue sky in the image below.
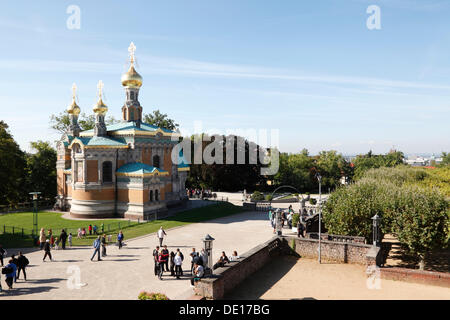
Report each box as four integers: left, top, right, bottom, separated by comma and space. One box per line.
0, 0, 449, 155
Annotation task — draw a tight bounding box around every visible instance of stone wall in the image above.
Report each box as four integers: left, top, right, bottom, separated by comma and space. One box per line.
380, 267, 450, 288
289, 236, 380, 266
194, 236, 285, 299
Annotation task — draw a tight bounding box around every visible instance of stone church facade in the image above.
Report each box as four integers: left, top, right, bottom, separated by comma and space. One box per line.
55, 43, 189, 220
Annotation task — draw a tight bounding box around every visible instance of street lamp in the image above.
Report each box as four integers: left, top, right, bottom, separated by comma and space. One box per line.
29, 192, 41, 241
202, 234, 215, 275
315, 173, 322, 264
372, 214, 381, 247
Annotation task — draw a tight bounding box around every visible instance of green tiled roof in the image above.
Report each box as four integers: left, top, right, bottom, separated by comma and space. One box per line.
81, 121, 176, 134
117, 162, 168, 174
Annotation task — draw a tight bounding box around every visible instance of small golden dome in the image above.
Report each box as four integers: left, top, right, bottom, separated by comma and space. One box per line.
121, 64, 143, 88
93, 98, 108, 115
67, 99, 81, 116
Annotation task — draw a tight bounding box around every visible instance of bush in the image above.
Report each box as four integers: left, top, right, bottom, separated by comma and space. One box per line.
251, 191, 265, 201
265, 194, 273, 201
309, 198, 317, 205
323, 166, 449, 266
138, 291, 170, 300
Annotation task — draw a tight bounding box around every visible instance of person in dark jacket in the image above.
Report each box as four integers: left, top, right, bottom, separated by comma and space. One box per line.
0, 244, 7, 267
60, 229, 68, 250
169, 251, 175, 276
43, 239, 53, 262
213, 251, 230, 270
152, 246, 160, 275
160, 245, 169, 272
117, 231, 124, 249
101, 234, 107, 257
16, 252, 29, 281
4, 259, 17, 289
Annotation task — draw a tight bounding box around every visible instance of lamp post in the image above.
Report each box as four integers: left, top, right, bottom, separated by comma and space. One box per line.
29, 192, 41, 241
315, 173, 322, 264
202, 234, 215, 275
372, 214, 381, 247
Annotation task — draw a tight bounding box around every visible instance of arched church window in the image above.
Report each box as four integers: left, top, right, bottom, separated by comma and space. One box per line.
153, 155, 160, 169
130, 109, 135, 120
149, 190, 153, 202
155, 189, 159, 201
102, 161, 113, 183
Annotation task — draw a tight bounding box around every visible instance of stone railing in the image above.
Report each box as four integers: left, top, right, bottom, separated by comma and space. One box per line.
289, 236, 380, 266
306, 233, 367, 244
194, 236, 286, 299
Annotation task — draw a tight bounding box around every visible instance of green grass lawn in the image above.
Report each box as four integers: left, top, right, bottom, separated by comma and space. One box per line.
0, 202, 244, 248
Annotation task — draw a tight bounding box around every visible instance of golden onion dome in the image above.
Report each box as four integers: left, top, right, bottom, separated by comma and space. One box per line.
93, 98, 108, 115
67, 98, 81, 116
121, 64, 143, 88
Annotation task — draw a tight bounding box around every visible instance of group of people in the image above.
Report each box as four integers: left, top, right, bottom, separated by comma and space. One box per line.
186, 188, 216, 199
39, 228, 71, 251
269, 206, 306, 237
77, 223, 105, 239
0, 248, 29, 291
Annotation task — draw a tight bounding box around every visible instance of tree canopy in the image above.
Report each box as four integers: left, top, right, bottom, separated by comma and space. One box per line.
143, 109, 179, 131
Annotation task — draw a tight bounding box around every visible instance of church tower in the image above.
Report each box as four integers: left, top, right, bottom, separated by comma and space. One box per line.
121, 42, 143, 127
93, 80, 108, 136
67, 83, 81, 137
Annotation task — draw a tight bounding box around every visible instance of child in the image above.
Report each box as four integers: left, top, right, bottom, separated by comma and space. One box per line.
54, 237, 59, 250
107, 235, 112, 243
50, 234, 55, 248
68, 233, 73, 247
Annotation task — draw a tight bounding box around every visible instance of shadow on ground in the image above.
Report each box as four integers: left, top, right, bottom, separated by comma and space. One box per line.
224, 255, 298, 300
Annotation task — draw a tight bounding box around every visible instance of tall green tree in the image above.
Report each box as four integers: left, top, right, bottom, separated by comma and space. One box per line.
0, 121, 27, 205
49, 112, 118, 133
25, 141, 57, 201
143, 109, 179, 131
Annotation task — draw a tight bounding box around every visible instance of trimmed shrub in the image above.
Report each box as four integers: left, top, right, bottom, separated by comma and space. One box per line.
138, 291, 170, 300
251, 191, 265, 201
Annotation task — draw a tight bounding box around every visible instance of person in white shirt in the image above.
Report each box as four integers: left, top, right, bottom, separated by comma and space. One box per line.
157, 227, 167, 247
229, 250, 240, 262
174, 252, 183, 279
200, 249, 208, 268
190, 263, 204, 286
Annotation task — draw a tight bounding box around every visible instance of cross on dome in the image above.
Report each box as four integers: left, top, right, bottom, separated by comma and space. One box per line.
97, 80, 104, 99
128, 42, 136, 64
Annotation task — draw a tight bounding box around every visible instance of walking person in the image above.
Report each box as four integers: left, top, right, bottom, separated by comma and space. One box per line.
101, 234, 107, 257
60, 229, 68, 250
157, 227, 167, 247
42, 239, 53, 262
157, 252, 165, 280
54, 237, 59, 250
90, 236, 102, 261
68, 233, 73, 247
3, 259, 17, 290
39, 228, 46, 250
11, 255, 19, 283
117, 230, 124, 249
174, 251, 183, 279
77, 228, 82, 239
93, 225, 98, 235
0, 244, 7, 266
16, 252, 29, 281
88, 224, 92, 235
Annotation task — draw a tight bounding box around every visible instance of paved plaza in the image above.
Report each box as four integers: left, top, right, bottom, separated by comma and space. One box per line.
0, 210, 273, 300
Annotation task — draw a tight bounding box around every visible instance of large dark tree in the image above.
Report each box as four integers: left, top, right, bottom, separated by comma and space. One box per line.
24, 141, 57, 201
186, 134, 266, 191
0, 121, 27, 205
